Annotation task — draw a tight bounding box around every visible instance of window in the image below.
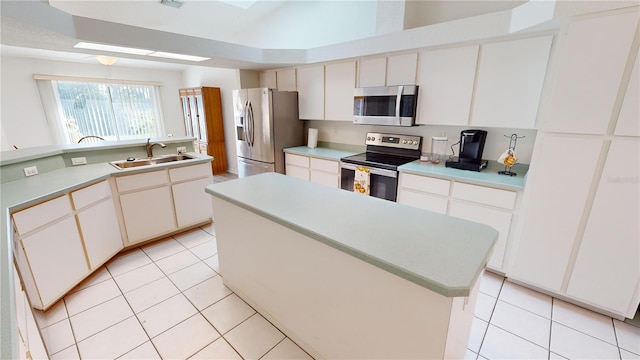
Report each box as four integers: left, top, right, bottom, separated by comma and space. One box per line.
36, 76, 164, 144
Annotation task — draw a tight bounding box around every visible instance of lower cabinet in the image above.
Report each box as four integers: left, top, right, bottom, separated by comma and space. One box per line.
397, 173, 450, 214
398, 172, 518, 273
285, 153, 340, 188
13, 267, 47, 360
12, 195, 90, 310
72, 180, 124, 270
449, 202, 512, 270
118, 182, 177, 245
310, 158, 340, 188
285, 153, 310, 181
116, 164, 214, 244
170, 163, 214, 227
116, 170, 175, 245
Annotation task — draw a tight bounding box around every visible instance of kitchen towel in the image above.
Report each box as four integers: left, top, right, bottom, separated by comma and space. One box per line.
354, 167, 370, 195
308, 128, 318, 148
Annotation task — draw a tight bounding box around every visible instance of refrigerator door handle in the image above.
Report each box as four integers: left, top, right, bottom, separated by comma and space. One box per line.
243, 100, 249, 145
247, 101, 255, 147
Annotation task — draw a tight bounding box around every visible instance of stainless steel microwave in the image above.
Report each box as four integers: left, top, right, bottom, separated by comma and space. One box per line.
353, 85, 419, 126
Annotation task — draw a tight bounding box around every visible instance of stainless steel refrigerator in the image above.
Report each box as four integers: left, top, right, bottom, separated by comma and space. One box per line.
233, 88, 304, 178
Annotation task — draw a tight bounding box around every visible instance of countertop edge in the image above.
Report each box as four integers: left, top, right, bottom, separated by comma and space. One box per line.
398, 163, 526, 191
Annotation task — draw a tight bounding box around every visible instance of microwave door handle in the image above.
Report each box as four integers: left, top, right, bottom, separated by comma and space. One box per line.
395, 85, 403, 125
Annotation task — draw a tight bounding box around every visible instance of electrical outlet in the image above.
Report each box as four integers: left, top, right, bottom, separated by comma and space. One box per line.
177, 146, 187, 154
71, 157, 87, 166
23, 166, 38, 177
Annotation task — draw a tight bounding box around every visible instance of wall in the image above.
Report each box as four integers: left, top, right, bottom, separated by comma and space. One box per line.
0, 56, 184, 151
182, 66, 243, 174
305, 120, 537, 165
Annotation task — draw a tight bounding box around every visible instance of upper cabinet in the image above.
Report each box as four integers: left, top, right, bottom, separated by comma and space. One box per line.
386, 53, 418, 86
325, 61, 356, 121
260, 71, 277, 89
545, 11, 639, 134
615, 48, 640, 137
358, 53, 418, 87
359, 57, 386, 87
277, 69, 297, 91
297, 65, 325, 120
471, 36, 553, 129
416, 45, 479, 126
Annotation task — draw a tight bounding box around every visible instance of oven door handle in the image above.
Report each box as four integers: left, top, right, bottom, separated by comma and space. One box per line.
340, 163, 397, 178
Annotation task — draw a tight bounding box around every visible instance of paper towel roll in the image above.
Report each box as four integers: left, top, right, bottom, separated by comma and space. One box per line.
308, 128, 318, 148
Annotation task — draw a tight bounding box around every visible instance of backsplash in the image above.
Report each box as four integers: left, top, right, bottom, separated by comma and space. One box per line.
304, 120, 537, 165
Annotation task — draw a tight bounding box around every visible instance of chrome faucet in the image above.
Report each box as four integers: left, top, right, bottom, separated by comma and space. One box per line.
146, 138, 166, 158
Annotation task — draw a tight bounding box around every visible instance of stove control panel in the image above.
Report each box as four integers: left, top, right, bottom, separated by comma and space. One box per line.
365, 132, 422, 150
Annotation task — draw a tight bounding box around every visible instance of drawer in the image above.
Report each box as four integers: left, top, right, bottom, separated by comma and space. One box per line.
310, 158, 339, 173
285, 153, 309, 168
169, 163, 211, 183
451, 182, 516, 210
400, 173, 451, 196
12, 195, 72, 235
71, 180, 111, 210
286, 164, 310, 181
398, 189, 448, 214
116, 170, 169, 192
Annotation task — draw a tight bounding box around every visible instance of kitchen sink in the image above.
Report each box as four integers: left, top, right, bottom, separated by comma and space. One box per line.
110, 154, 195, 169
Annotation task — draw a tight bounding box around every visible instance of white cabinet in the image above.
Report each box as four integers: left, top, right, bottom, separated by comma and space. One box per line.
12, 195, 90, 309
471, 36, 553, 128
545, 11, 639, 134
566, 139, 640, 317
117, 170, 176, 244
325, 61, 356, 121
358, 53, 418, 87
277, 69, 297, 91
260, 71, 277, 89
285, 153, 340, 188
170, 163, 214, 228
13, 265, 48, 360
449, 182, 516, 270
359, 57, 386, 87
416, 45, 479, 125
615, 48, 640, 137
386, 53, 418, 86
310, 157, 340, 188
398, 172, 518, 272
510, 135, 603, 292
297, 65, 325, 120
285, 153, 310, 181
397, 173, 450, 215
72, 180, 123, 270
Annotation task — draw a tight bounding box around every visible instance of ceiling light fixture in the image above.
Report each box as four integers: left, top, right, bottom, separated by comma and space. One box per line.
74, 42, 153, 56
96, 55, 117, 66
160, 0, 184, 8
74, 42, 209, 62
148, 51, 210, 62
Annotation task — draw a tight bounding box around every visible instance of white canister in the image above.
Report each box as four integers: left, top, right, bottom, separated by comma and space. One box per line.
308, 128, 318, 148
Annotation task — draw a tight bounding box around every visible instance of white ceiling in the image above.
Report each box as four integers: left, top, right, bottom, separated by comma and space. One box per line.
0, 0, 577, 70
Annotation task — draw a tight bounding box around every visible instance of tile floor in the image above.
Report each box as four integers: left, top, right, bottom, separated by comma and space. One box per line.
30, 174, 640, 360
32, 223, 640, 360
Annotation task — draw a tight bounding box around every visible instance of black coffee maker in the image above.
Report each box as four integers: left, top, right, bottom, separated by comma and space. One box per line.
445, 130, 488, 172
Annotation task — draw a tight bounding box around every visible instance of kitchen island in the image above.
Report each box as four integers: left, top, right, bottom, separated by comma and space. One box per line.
205, 173, 497, 359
